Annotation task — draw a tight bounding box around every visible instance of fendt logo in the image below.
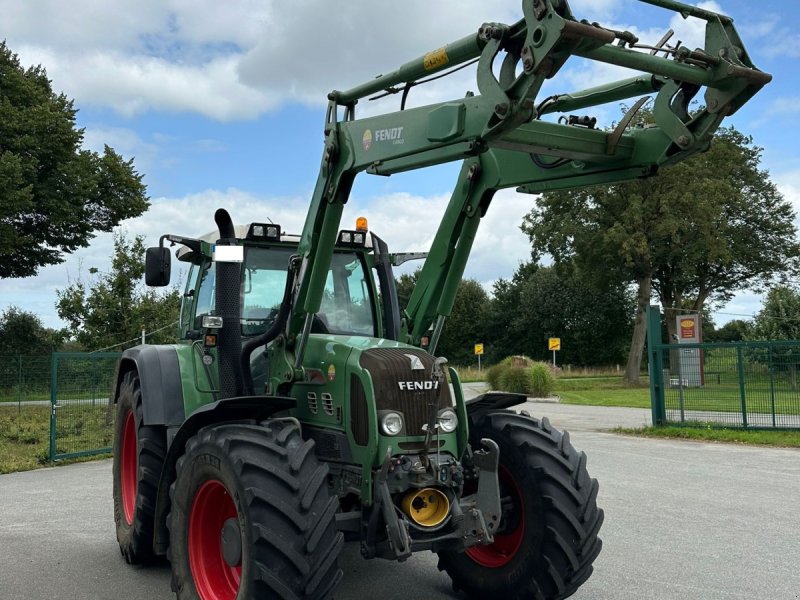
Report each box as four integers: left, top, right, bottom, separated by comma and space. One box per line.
398, 380, 439, 391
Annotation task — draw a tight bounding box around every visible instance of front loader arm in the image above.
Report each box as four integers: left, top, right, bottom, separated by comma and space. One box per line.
275, 0, 770, 377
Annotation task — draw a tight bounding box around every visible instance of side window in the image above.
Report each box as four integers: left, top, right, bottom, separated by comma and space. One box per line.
318, 254, 375, 335
194, 263, 216, 329
241, 267, 289, 336
179, 264, 200, 337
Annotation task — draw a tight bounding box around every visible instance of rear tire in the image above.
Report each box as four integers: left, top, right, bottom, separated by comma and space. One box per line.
168, 421, 343, 600
438, 411, 603, 600
112, 370, 167, 564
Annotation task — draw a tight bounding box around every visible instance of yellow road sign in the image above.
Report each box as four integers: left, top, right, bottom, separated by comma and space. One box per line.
474, 343, 484, 355
548, 338, 561, 351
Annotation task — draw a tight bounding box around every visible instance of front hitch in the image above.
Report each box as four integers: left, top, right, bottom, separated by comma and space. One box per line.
468, 438, 501, 544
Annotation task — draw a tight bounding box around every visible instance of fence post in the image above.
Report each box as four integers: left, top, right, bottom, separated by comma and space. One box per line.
736, 345, 748, 428
17, 355, 22, 417
646, 305, 666, 426
768, 345, 776, 428
49, 353, 58, 461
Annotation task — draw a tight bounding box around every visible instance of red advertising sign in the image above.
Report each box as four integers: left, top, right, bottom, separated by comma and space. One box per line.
680, 318, 696, 339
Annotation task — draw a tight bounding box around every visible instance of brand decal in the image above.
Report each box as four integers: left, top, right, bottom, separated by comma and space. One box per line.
327, 364, 336, 382
374, 126, 404, 145
398, 380, 439, 391
405, 353, 425, 370
362, 129, 373, 151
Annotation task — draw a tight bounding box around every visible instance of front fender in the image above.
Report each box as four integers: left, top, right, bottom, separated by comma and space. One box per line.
113, 345, 185, 427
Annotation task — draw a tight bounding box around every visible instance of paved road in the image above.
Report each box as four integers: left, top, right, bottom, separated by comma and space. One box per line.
1, 404, 799, 599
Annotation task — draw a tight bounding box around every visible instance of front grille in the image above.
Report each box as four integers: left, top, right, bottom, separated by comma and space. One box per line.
359, 348, 449, 437
350, 375, 369, 446
321, 393, 334, 416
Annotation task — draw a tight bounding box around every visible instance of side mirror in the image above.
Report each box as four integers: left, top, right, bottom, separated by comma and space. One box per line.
145, 247, 171, 286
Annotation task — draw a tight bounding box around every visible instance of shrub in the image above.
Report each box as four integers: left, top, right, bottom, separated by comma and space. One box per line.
485, 363, 509, 390
529, 362, 555, 398
500, 366, 533, 395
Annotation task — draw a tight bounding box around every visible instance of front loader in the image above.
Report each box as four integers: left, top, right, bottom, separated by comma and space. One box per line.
110, 1, 770, 598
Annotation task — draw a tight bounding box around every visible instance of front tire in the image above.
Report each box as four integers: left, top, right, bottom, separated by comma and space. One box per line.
168, 421, 343, 600
112, 370, 167, 564
438, 411, 603, 600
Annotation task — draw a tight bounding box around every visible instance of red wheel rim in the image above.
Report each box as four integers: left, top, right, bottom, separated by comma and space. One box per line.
465, 464, 526, 568
189, 480, 242, 600
120, 410, 137, 525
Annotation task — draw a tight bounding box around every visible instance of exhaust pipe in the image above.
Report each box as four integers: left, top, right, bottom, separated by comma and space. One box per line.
214, 208, 244, 400
401, 488, 450, 528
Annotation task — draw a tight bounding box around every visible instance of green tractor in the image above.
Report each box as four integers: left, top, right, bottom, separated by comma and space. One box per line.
111, 1, 769, 598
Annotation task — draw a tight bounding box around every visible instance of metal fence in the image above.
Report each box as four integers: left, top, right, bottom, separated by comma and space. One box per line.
0, 355, 52, 404
647, 307, 800, 429
49, 352, 121, 460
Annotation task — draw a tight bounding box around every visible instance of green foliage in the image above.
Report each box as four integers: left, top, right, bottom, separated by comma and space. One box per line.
0, 41, 149, 278
522, 116, 799, 380
0, 307, 67, 355
487, 263, 633, 366
395, 272, 416, 315
707, 319, 752, 342
397, 271, 490, 365
437, 279, 490, 364
529, 362, 555, 398
56, 233, 180, 350
485, 362, 508, 390
499, 366, 533, 395
750, 287, 800, 341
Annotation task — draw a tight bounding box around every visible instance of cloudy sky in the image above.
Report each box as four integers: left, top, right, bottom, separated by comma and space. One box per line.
1, 0, 798, 334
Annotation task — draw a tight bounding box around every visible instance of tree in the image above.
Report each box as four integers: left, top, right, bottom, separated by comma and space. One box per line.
0, 307, 67, 356
0, 41, 149, 279
707, 319, 752, 343
396, 271, 491, 365
395, 272, 417, 316
523, 120, 799, 383
487, 263, 634, 367
436, 279, 491, 365
56, 233, 180, 350
751, 287, 800, 341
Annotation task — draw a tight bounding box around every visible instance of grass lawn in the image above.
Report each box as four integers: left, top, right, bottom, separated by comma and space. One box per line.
614, 425, 800, 448
0, 404, 113, 474
557, 389, 651, 408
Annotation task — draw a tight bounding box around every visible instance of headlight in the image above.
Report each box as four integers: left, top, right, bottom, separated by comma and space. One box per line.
438, 409, 458, 433
380, 412, 404, 436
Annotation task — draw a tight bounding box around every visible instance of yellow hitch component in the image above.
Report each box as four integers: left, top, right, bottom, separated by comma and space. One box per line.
401, 488, 450, 527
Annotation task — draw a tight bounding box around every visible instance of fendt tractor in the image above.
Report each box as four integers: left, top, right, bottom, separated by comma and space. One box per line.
110, 1, 770, 598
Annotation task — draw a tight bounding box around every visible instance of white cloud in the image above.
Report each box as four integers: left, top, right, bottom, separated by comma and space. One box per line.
16, 46, 277, 121
768, 97, 800, 115
3, 0, 684, 120
0, 184, 537, 328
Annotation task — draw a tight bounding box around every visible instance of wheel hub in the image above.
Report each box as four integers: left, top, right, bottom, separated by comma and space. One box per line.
221, 518, 242, 568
